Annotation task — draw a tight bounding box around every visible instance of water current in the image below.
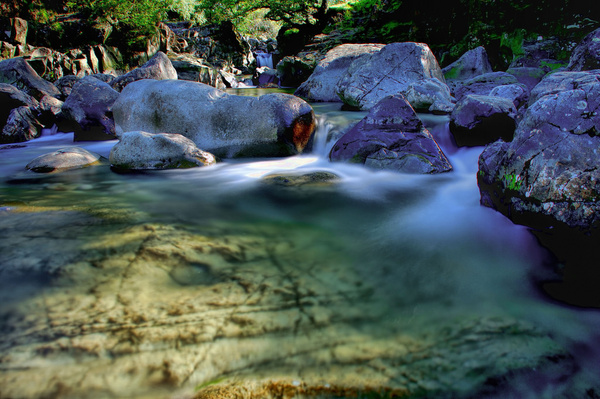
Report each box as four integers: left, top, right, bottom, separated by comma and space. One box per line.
1, 91, 600, 398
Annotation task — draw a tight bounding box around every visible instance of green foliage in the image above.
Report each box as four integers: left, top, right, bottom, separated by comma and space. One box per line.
503, 173, 522, 191
236, 8, 282, 39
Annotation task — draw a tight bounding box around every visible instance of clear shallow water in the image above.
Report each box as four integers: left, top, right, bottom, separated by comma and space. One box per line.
1, 97, 600, 398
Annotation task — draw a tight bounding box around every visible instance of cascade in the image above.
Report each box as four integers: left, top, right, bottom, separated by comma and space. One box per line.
255, 51, 274, 69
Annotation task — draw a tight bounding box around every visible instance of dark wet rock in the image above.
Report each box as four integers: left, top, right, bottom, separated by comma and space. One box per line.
10, 17, 28, 47
506, 67, 547, 93
261, 171, 340, 187
0, 105, 42, 143
54, 75, 80, 100
568, 27, 600, 71
335, 42, 453, 112
36, 95, 64, 127
450, 94, 517, 147
443, 46, 493, 93
113, 79, 316, 158
276, 54, 317, 87
110, 51, 177, 92
295, 44, 384, 102
253, 66, 279, 88
0, 57, 61, 100
60, 76, 119, 141
509, 37, 571, 71
454, 72, 519, 101
0, 83, 38, 124
26, 147, 103, 173
330, 95, 452, 174
109, 131, 216, 170
478, 69, 600, 235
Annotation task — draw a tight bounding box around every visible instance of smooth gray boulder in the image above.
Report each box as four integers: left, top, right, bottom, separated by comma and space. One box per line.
112, 79, 316, 158
335, 42, 453, 112
443, 46, 493, 92
478, 70, 600, 234
0, 57, 61, 100
109, 131, 216, 170
567, 27, 600, 71
111, 51, 177, 91
26, 147, 103, 173
454, 72, 519, 101
295, 43, 384, 102
450, 94, 517, 146
61, 76, 120, 141
329, 95, 452, 174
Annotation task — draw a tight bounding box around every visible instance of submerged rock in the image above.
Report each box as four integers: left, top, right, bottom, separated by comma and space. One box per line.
450, 94, 517, 146
330, 95, 452, 174
26, 147, 103, 173
335, 42, 453, 112
112, 79, 316, 158
109, 131, 216, 170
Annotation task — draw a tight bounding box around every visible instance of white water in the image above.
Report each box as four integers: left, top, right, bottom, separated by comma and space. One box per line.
255, 51, 274, 69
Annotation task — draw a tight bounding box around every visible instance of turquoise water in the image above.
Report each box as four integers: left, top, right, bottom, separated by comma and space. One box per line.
1, 93, 600, 398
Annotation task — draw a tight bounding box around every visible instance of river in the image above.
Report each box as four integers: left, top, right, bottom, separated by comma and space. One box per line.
1, 91, 599, 398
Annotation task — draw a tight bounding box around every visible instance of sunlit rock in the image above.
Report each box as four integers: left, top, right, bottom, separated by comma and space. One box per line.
112, 79, 316, 158
110, 51, 177, 92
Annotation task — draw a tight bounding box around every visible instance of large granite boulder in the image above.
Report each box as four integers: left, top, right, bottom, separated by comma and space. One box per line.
112, 79, 316, 158
60, 76, 120, 141
454, 72, 519, 101
450, 94, 517, 147
443, 46, 493, 92
329, 95, 452, 174
478, 70, 600, 234
527, 70, 600, 106
335, 42, 454, 112
0, 83, 38, 125
506, 67, 547, 93
26, 147, 103, 173
489, 83, 528, 108
109, 131, 216, 170
1, 105, 42, 143
0, 57, 61, 99
567, 27, 600, 71
295, 43, 384, 102
110, 51, 177, 91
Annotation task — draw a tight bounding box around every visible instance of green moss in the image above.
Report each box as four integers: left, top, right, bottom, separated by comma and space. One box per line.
502, 173, 522, 191
195, 377, 227, 391
444, 66, 460, 80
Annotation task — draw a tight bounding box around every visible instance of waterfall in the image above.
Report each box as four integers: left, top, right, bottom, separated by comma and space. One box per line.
255, 52, 274, 69
311, 115, 334, 158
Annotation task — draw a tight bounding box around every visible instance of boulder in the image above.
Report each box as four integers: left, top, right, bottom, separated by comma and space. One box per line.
329, 95, 452, 174
109, 131, 216, 170
0, 83, 38, 125
506, 67, 547, 92
60, 76, 120, 141
509, 38, 570, 71
335, 42, 453, 112
26, 147, 103, 173
443, 46, 493, 92
110, 51, 177, 91
453, 72, 519, 101
478, 70, 600, 234
568, 27, 600, 71
112, 79, 316, 158
10, 17, 28, 47
275, 54, 316, 88
37, 94, 64, 127
0, 57, 61, 99
253, 66, 279, 88
54, 75, 80, 100
449, 94, 517, 147
527, 70, 599, 106
1, 106, 42, 143
489, 83, 528, 108
295, 43, 384, 102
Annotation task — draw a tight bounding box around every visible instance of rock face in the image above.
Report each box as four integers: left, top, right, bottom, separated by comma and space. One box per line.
60, 76, 120, 141
450, 94, 517, 146
295, 43, 384, 102
26, 147, 103, 173
0, 57, 60, 99
0, 83, 38, 124
443, 46, 493, 91
335, 42, 454, 112
478, 70, 600, 233
1, 105, 42, 143
110, 51, 177, 92
109, 131, 216, 170
568, 27, 600, 71
112, 79, 316, 158
330, 95, 452, 174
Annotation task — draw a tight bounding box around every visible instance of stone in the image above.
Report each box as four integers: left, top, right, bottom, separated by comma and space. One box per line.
329, 95, 452, 174
0, 83, 39, 126
112, 79, 316, 158
443, 46, 493, 92
336, 42, 453, 112
453, 71, 519, 101
509, 37, 570, 71
60, 76, 120, 141
54, 75, 80, 100
26, 147, 103, 173
527, 70, 600, 106
10, 18, 28, 46
36, 95, 64, 127
567, 27, 600, 71
295, 43, 385, 102
0, 57, 61, 99
489, 83, 528, 108
506, 67, 547, 92
109, 131, 216, 170
478, 70, 600, 235
110, 51, 177, 92
450, 94, 517, 146
253, 66, 279, 88
1, 106, 42, 143
275, 54, 317, 87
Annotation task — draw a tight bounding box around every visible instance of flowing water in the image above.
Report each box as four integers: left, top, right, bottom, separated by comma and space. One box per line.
1, 93, 600, 399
